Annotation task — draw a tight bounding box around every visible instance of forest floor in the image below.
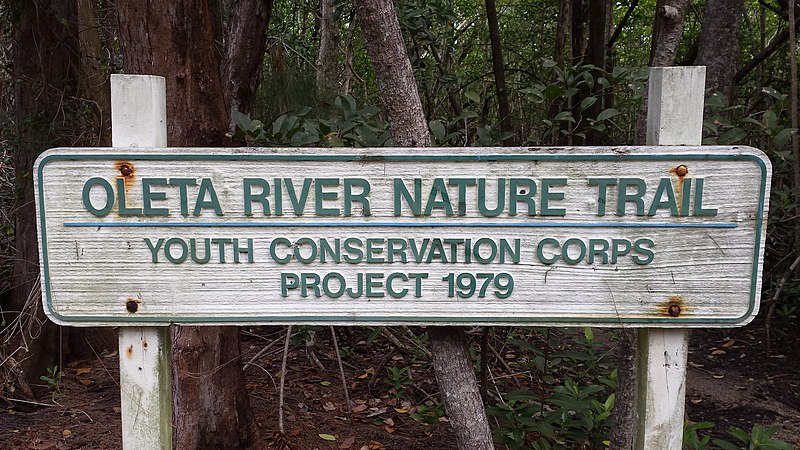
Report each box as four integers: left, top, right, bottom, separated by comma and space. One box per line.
1, 316, 798, 450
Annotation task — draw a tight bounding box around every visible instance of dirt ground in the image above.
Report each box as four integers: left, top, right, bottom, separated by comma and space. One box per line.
2, 317, 798, 449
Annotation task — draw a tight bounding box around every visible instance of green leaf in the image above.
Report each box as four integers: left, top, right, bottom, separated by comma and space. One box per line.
553, 111, 574, 123
318, 433, 337, 441
711, 439, 740, 450
774, 128, 796, 148
429, 120, 446, 142
718, 127, 747, 144
579, 96, 597, 111
542, 58, 557, 68
595, 108, 619, 122
231, 110, 252, 132
464, 91, 481, 103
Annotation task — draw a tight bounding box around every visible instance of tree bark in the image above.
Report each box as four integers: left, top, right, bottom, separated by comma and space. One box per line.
485, 0, 512, 140
356, 1, 494, 447
429, 327, 495, 450
633, 0, 691, 145
584, 0, 609, 144
787, 0, 799, 205
77, 0, 112, 146
116, 2, 261, 448
316, 0, 340, 105
554, 0, 571, 64
222, 0, 273, 128
356, 0, 429, 147
694, 0, 745, 104
9, 0, 79, 390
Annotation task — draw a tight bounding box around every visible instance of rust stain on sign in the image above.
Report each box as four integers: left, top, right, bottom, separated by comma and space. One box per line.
658, 295, 687, 317
670, 164, 689, 215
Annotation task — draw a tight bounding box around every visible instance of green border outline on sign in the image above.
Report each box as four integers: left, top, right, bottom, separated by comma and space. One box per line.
36, 151, 769, 326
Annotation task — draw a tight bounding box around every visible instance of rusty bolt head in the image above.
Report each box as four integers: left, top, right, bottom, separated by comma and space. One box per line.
126, 300, 138, 313
119, 164, 132, 176
668, 304, 681, 317
675, 165, 688, 177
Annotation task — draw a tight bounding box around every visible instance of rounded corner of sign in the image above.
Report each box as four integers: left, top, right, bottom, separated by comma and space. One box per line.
43, 307, 71, 327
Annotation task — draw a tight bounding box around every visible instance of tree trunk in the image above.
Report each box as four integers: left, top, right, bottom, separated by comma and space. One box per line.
316, 0, 340, 105
554, 0, 571, 64
633, 0, 691, 145
570, 0, 589, 62
356, 0, 429, 147
9, 0, 79, 391
788, 0, 799, 204
77, 0, 112, 146
584, 0, 609, 144
356, 1, 494, 447
485, 0, 512, 141
222, 0, 273, 128
694, 0, 744, 104
116, 2, 261, 448
429, 327, 495, 450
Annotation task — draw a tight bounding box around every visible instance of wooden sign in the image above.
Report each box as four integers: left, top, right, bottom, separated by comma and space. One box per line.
34, 146, 770, 327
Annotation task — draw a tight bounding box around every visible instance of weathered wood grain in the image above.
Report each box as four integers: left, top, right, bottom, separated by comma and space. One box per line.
34, 145, 770, 327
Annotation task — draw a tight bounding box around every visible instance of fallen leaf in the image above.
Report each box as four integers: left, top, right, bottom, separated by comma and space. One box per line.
75, 367, 92, 376
711, 349, 726, 355
384, 418, 394, 426
721, 340, 735, 348
690, 399, 702, 404
113, 407, 121, 414
78, 379, 93, 386
367, 441, 385, 449
713, 374, 724, 379
323, 401, 336, 411
338, 436, 355, 449
62, 429, 72, 438
393, 407, 410, 414
352, 404, 368, 413
320, 381, 331, 386
319, 433, 337, 441
384, 425, 395, 434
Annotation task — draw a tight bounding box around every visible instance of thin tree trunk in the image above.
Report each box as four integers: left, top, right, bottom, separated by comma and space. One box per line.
9, 0, 79, 390
633, 0, 691, 145
116, 2, 262, 448
789, 1, 799, 205
735, 16, 800, 84
694, 0, 745, 104
619, 2, 690, 448
554, 0, 571, 64
222, 0, 273, 128
316, 0, 340, 105
571, 0, 589, 62
485, 0, 512, 140
77, 0, 112, 146
584, 0, 609, 144
356, 1, 494, 448
356, 0, 429, 147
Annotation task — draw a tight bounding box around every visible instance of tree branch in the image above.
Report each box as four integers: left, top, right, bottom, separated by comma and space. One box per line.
735, 17, 800, 84
607, 0, 639, 50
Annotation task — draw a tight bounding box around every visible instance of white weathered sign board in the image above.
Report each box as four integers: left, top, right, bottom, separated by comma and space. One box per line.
34, 145, 770, 327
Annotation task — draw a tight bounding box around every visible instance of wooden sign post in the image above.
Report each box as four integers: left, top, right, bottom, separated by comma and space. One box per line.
33, 69, 770, 449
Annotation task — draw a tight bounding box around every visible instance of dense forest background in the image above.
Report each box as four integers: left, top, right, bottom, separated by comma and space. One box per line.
1, 0, 799, 448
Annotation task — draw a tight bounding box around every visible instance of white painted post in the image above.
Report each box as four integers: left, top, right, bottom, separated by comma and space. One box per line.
111, 74, 172, 450
634, 66, 706, 449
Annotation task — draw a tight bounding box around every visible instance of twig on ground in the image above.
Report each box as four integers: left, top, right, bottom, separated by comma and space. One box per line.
487, 343, 523, 389
330, 326, 352, 413
278, 326, 292, 434
243, 333, 284, 370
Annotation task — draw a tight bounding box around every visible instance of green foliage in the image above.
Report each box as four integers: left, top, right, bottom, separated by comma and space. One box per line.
40, 365, 63, 400
410, 401, 445, 434
487, 328, 615, 449
232, 95, 390, 147
684, 421, 715, 450
712, 424, 793, 450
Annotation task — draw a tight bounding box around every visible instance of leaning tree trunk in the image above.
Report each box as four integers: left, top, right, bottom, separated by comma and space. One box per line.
619, 2, 691, 448
694, 0, 744, 104
355, 0, 494, 448
316, 0, 340, 105
116, 1, 262, 448
8, 0, 79, 393
222, 0, 272, 130
485, 0, 512, 141
633, 0, 691, 145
